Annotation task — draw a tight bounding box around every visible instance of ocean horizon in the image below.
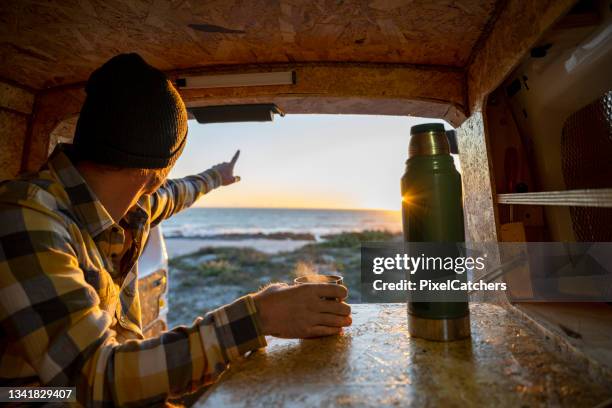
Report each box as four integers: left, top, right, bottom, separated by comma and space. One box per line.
161, 207, 402, 240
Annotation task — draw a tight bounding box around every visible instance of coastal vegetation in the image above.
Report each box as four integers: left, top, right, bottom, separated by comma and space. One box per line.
167, 230, 399, 327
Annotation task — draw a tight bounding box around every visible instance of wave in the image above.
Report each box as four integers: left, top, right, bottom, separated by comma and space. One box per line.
160, 208, 402, 240
163, 231, 317, 241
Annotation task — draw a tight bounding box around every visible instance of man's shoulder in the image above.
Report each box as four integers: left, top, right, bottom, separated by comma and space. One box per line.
0, 171, 73, 230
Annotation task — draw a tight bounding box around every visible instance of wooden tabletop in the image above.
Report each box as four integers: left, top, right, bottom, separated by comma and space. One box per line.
195, 303, 612, 407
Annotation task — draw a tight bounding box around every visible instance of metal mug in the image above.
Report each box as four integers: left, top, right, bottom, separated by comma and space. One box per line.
294, 274, 344, 300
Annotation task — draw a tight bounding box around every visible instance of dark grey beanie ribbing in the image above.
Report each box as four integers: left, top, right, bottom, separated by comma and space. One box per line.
73, 53, 187, 169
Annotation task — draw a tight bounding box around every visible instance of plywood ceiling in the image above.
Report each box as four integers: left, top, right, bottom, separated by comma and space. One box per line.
0, 0, 498, 90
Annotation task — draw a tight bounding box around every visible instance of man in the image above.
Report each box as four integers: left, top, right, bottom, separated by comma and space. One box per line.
0, 54, 351, 406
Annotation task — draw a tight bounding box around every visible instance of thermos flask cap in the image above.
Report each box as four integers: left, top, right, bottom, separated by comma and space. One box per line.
409, 123, 450, 157
410, 123, 445, 134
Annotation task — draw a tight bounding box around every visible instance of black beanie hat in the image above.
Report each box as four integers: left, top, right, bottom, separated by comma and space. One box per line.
73, 53, 187, 169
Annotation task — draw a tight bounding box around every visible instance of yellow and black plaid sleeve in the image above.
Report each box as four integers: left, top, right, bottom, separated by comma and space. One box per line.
0, 198, 266, 406
149, 168, 223, 226
110, 295, 267, 405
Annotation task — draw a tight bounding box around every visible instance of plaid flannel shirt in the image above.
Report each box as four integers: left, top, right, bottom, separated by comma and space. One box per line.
0, 144, 267, 406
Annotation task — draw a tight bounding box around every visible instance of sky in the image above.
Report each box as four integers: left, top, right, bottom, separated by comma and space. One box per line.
169, 114, 453, 211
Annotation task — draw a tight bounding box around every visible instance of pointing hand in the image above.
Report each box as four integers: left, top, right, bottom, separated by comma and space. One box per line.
212, 150, 241, 186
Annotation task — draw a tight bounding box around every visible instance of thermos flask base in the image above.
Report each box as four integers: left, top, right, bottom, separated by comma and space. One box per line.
407, 313, 471, 341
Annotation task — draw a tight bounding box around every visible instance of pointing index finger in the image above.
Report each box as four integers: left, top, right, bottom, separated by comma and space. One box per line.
230, 150, 240, 166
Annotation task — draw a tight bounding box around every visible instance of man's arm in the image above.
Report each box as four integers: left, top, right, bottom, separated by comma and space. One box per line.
149, 169, 222, 226
149, 150, 240, 226
0, 203, 266, 406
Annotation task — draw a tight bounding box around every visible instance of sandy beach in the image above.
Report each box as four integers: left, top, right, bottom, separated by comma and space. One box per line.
164, 237, 312, 258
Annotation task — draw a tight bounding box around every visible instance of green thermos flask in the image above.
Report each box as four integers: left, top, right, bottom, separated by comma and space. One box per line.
401, 123, 470, 341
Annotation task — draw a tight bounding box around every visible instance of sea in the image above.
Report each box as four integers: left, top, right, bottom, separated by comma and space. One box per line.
161, 207, 402, 240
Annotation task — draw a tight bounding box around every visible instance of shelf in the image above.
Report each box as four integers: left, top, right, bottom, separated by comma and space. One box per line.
497, 188, 612, 208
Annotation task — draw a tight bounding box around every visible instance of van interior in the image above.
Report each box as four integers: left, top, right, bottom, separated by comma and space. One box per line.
0, 0, 611, 405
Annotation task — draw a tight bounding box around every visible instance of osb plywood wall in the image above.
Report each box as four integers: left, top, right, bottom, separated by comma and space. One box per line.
23, 88, 85, 173
0, 111, 28, 180
0, 81, 33, 180
457, 112, 498, 243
